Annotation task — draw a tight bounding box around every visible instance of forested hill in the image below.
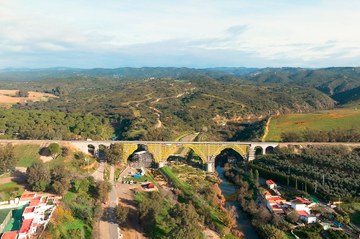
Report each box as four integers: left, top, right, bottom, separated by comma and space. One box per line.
0, 66, 358, 141
240, 67, 360, 104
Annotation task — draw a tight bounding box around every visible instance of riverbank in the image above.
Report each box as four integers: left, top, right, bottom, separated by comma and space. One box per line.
216, 166, 259, 239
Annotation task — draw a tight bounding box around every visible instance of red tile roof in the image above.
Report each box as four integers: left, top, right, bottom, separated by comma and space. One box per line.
1, 231, 18, 239
29, 196, 41, 207
24, 206, 35, 214
295, 197, 310, 204
266, 180, 276, 185
19, 219, 33, 233
296, 210, 309, 216
20, 193, 36, 201
267, 196, 284, 202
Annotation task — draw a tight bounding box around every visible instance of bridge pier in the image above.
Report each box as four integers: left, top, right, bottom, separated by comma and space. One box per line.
158, 161, 166, 168
205, 156, 216, 172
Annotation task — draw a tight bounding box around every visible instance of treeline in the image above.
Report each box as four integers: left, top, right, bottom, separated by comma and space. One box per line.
0, 108, 114, 140
251, 146, 360, 201
281, 128, 360, 142
27, 160, 111, 238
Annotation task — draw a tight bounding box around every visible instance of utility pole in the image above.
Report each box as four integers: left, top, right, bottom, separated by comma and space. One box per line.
322, 174, 325, 187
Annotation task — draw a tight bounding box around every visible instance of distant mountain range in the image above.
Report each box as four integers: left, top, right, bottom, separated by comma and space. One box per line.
1, 66, 359, 104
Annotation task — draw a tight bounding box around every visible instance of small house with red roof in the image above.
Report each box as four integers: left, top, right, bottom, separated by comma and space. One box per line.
19, 192, 36, 203
18, 219, 36, 239
266, 180, 277, 190
296, 210, 317, 224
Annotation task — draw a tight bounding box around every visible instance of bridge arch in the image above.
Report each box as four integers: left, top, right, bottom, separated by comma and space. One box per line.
265, 146, 275, 154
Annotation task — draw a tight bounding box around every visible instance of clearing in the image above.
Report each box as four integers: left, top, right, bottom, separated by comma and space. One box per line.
0, 89, 56, 106
265, 108, 360, 141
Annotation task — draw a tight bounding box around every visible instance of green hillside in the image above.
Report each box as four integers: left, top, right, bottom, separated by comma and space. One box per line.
265, 108, 360, 141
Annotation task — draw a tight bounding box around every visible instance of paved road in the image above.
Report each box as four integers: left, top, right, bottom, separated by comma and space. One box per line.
93, 163, 119, 239
108, 165, 119, 239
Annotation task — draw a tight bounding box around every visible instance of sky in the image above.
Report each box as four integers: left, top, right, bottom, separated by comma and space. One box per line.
0, 0, 359, 68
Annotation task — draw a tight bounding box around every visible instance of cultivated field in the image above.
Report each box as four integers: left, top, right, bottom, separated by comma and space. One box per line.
265, 108, 360, 141
0, 89, 56, 106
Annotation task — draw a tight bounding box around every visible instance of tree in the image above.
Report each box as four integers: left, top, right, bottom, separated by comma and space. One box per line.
343, 216, 350, 225
27, 161, 50, 191
254, 169, 259, 186
51, 166, 71, 195
16, 90, 29, 97
48, 143, 61, 159
286, 211, 299, 224
115, 204, 129, 225
0, 144, 15, 174
104, 144, 123, 164
168, 203, 202, 239
96, 181, 112, 203
258, 224, 287, 239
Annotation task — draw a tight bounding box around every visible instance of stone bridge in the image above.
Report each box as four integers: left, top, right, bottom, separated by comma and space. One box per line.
1, 140, 360, 172
0, 140, 279, 172
52, 140, 279, 172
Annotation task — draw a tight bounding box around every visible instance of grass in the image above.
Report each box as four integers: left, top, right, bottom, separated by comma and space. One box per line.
103, 163, 110, 181
0, 182, 24, 201
160, 166, 193, 196
341, 203, 360, 227
265, 108, 360, 141
14, 144, 40, 167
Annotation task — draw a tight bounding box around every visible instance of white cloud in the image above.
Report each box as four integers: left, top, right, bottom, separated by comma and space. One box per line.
0, 0, 359, 67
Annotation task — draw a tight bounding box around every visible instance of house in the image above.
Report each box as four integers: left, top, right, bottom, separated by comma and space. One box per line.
22, 206, 36, 220
296, 210, 317, 223
1, 231, 18, 239
291, 200, 310, 214
18, 219, 36, 239
19, 193, 36, 203
29, 196, 41, 207
266, 196, 288, 213
266, 180, 277, 189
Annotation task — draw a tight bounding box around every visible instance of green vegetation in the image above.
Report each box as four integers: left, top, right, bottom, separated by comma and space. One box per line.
0, 144, 15, 175
3, 67, 339, 141
0, 182, 24, 201
266, 109, 360, 141
251, 145, 360, 201
104, 143, 123, 164
14, 144, 40, 167
0, 67, 359, 140
160, 165, 241, 237
341, 203, 360, 227
135, 191, 202, 239
0, 108, 113, 140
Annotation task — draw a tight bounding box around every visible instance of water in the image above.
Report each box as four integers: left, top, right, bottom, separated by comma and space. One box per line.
216, 166, 259, 239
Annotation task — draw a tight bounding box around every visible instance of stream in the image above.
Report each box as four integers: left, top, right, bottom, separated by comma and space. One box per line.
216, 166, 259, 239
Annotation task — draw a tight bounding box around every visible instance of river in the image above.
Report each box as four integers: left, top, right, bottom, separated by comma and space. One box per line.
216, 166, 259, 239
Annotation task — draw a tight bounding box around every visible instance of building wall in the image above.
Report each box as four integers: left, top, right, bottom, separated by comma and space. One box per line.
0, 209, 12, 233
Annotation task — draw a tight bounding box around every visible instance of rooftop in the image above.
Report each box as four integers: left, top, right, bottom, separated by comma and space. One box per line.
267, 196, 284, 202
19, 219, 33, 233
29, 196, 41, 207
24, 206, 35, 214
296, 210, 309, 217
266, 179, 276, 185
20, 192, 36, 201
1, 231, 18, 239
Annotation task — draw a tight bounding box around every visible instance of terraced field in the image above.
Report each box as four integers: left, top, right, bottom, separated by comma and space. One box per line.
265, 108, 360, 141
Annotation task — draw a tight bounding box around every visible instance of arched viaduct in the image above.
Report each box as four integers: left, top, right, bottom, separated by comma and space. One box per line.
69, 141, 279, 172
2, 140, 360, 172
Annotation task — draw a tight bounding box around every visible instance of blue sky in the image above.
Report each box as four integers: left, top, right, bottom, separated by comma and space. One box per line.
0, 0, 359, 68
